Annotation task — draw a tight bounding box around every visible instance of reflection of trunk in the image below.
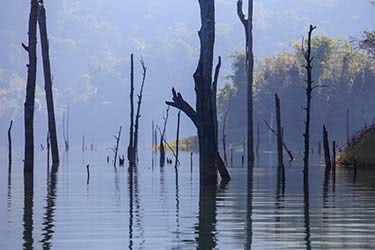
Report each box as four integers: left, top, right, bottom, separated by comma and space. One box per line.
166, 0, 230, 184
245, 161, 254, 250
38, 1, 59, 166
303, 181, 312, 250
41, 171, 58, 249
8, 120, 13, 173
128, 168, 134, 250
23, 172, 34, 250
237, 0, 255, 169
196, 184, 217, 249
24, 0, 39, 172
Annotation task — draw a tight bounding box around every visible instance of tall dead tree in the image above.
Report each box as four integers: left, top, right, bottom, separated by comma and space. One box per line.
23, 0, 39, 173
128, 54, 135, 170
8, 120, 13, 172
175, 111, 181, 169
38, 0, 59, 165
237, 0, 255, 169
275, 94, 285, 181
302, 25, 317, 192
166, 0, 230, 184
133, 58, 147, 162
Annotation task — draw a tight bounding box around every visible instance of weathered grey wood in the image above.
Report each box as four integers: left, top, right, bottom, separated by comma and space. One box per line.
237, 0, 255, 169
24, 0, 39, 173
113, 126, 122, 167
38, 1, 59, 165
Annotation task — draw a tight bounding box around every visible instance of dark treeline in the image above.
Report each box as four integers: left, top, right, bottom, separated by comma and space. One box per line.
218, 35, 375, 152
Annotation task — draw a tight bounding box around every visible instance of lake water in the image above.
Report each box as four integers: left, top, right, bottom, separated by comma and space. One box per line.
1, 149, 375, 250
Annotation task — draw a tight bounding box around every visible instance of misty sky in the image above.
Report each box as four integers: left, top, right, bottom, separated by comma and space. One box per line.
0, 0, 374, 151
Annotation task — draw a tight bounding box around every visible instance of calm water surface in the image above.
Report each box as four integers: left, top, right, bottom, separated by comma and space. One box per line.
1, 150, 375, 249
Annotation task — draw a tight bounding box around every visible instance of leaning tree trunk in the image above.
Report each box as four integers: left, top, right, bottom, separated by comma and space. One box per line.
166, 0, 230, 185
38, 1, 59, 166
23, 0, 39, 173
237, 0, 255, 169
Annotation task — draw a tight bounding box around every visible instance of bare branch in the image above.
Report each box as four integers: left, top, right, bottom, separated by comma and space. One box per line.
236, 0, 247, 27
264, 120, 294, 161
166, 88, 198, 128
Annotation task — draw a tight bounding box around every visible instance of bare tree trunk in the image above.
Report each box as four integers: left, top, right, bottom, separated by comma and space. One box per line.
47, 132, 50, 171
128, 54, 135, 170
24, 0, 39, 173
346, 109, 350, 144
152, 121, 155, 169
175, 111, 181, 169
231, 147, 233, 168
134, 58, 147, 163
166, 0, 230, 184
8, 120, 13, 173
159, 107, 170, 167
256, 121, 260, 157
237, 0, 255, 169
323, 125, 331, 173
38, 0, 59, 166
275, 94, 285, 182
303, 25, 317, 193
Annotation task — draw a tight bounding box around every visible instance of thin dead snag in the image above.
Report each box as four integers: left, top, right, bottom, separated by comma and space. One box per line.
175, 111, 181, 169
38, 0, 59, 165
237, 0, 255, 169
166, 0, 230, 184
323, 125, 331, 174
24, 0, 39, 173
8, 120, 13, 173
275, 94, 285, 184
222, 109, 229, 167
128, 54, 135, 170
159, 107, 170, 167
302, 25, 317, 185
134, 57, 147, 163
62, 105, 70, 152
112, 126, 122, 167
156, 125, 180, 166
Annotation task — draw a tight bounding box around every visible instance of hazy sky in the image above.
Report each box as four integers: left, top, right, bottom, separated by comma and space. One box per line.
0, 0, 374, 150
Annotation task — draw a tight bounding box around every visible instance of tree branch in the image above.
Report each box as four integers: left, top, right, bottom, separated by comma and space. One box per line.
166, 88, 198, 128
264, 120, 294, 161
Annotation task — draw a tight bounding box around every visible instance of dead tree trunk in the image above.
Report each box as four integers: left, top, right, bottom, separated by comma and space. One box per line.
175, 111, 181, 169
128, 54, 135, 170
237, 0, 255, 169
23, 0, 39, 173
222, 109, 229, 166
8, 120, 13, 172
166, 0, 230, 184
112, 126, 122, 167
256, 121, 260, 157
302, 25, 317, 192
47, 132, 50, 170
275, 94, 285, 180
323, 125, 331, 173
134, 58, 147, 163
38, 0, 59, 166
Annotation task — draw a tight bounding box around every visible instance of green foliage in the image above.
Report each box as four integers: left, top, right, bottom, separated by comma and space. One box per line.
218, 36, 375, 149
